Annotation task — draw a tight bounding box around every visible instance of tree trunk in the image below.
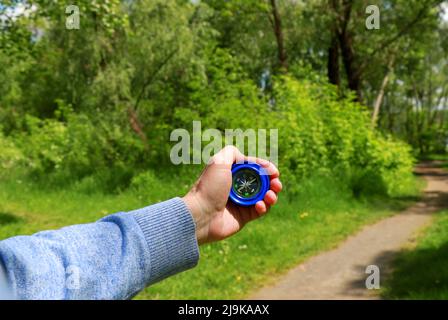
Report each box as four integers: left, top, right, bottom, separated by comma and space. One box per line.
128, 107, 149, 149
327, 31, 340, 86
371, 56, 395, 127
331, 0, 362, 101
371, 72, 391, 128
270, 0, 288, 71
338, 29, 362, 101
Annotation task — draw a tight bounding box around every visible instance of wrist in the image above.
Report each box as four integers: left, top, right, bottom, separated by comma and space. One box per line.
183, 192, 210, 245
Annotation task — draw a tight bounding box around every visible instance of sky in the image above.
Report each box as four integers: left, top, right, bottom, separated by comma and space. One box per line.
442, 2, 448, 23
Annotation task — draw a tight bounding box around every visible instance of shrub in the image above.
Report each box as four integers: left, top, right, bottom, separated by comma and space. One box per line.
249, 76, 413, 196
0, 131, 24, 171
10, 105, 146, 185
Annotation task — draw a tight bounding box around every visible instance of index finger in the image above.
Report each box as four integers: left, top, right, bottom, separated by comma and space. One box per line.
210, 146, 280, 179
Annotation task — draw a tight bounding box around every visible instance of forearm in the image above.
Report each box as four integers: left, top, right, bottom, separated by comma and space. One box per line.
0, 198, 199, 300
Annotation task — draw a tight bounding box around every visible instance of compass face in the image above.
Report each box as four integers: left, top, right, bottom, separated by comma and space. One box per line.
232, 168, 262, 199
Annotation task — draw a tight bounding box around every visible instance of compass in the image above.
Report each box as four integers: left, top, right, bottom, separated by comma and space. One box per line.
229, 162, 270, 206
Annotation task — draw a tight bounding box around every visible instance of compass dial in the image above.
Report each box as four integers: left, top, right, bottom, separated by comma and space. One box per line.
232, 168, 261, 199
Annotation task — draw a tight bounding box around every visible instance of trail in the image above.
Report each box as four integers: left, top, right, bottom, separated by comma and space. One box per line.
250, 162, 448, 300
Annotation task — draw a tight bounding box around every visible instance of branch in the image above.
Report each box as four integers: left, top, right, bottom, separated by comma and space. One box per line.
133, 47, 179, 112
360, 0, 443, 72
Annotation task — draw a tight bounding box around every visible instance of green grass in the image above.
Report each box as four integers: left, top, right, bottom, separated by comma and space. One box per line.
0, 170, 423, 299
382, 210, 448, 299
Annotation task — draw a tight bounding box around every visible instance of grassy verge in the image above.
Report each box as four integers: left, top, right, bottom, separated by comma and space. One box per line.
0, 171, 423, 299
382, 210, 448, 299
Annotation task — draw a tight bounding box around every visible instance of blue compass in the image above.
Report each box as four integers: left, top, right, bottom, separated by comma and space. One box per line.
229, 162, 270, 207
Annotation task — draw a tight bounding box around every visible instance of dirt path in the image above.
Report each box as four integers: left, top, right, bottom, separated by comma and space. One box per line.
250, 162, 448, 300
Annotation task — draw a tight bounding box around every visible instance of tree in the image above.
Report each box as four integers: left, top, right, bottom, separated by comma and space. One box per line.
326, 0, 444, 102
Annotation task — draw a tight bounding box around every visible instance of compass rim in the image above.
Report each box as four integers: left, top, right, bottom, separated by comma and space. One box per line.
229, 162, 270, 206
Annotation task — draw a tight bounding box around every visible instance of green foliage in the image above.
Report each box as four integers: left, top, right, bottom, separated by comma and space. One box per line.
0, 59, 416, 198
267, 76, 415, 196
0, 1, 424, 194
6, 104, 145, 186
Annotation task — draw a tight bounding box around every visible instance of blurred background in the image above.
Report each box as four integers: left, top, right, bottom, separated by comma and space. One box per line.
0, 0, 447, 299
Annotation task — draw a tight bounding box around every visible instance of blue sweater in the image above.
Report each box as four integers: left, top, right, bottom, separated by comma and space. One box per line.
0, 198, 199, 299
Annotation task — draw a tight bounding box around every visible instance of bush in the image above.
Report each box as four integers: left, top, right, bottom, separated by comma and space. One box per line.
267, 76, 415, 197
176, 58, 415, 197
4, 104, 145, 187
0, 131, 24, 171
0, 58, 415, 199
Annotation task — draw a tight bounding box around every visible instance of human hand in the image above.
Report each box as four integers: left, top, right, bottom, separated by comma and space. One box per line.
183, 146, 282, 245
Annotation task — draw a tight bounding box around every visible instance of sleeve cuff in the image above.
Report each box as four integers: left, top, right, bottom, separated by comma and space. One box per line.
131, 197, 199, 284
